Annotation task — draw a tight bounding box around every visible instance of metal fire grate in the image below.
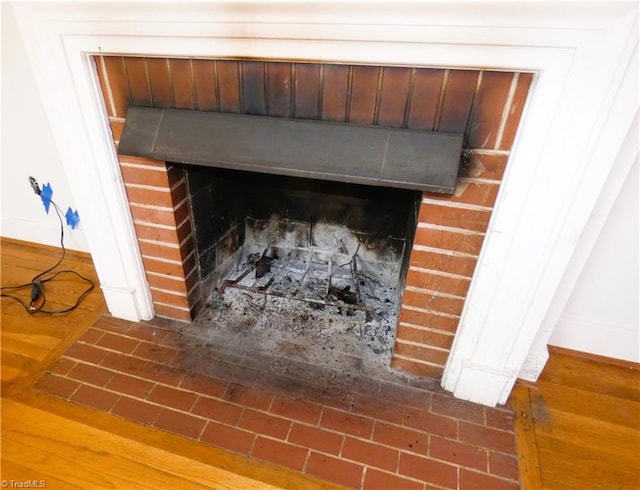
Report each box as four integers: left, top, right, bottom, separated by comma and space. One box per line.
217, 246, 381, 321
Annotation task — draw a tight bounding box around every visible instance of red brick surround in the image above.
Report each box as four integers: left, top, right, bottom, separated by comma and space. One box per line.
118, 155, 201, 321
95, 56, 532, 379
35, 316, 520, 490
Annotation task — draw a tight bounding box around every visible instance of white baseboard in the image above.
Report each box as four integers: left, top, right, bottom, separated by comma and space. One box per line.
100, 285, 154, 322
549, 314, 640, 364
446, 361, 516, 407
1, 216, 89, 252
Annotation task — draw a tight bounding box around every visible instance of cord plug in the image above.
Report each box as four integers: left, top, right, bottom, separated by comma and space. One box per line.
29, 280, 43, 310
29, 176, 41, 196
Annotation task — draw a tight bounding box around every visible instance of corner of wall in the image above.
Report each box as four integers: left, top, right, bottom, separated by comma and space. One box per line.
1, 2, 89, 252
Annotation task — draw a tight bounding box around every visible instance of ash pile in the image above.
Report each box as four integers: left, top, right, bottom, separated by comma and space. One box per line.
196, 240, 401, 374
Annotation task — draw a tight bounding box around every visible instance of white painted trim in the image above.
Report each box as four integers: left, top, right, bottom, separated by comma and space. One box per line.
100, 285, 146, 323
1, 216, 90, 253
10, 1, 639, 406
520, 109, 640, 380
441, 10, 639, 405
550, 314, 640, 364
11, 3, 155, 321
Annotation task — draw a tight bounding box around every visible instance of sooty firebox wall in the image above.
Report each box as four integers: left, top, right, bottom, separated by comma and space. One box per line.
184, 164, 421, 373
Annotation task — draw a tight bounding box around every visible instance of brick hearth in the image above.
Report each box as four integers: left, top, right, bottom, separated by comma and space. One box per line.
36, 316, 520, 490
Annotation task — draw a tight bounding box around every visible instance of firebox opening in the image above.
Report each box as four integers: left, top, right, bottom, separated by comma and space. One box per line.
184, 164, 421, 374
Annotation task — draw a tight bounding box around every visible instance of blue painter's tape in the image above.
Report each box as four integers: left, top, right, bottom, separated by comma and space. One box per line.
65, 207, 80, 229
40, 183, 53, 214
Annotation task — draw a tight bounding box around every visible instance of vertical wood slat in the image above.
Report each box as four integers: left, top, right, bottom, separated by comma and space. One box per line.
438, 70, 479, 134
146, 58, 173, 108
94, 56, 115, 118
467, 71, 514, 149
267, 62, 292, 117
217, 60, 241, 113
192, 59, 218, 111
322, 64, 350, 122
170, 59, 195, 110
99, 56, 130, 118
499, 72, 534, 150
105, 57, 528, 149
294, 63, 321, 119
377, 67, 411, 128
124, 57, 152, 107
407, 68, 444, 130
241, 61, 267, 115
348, 65, 379, 125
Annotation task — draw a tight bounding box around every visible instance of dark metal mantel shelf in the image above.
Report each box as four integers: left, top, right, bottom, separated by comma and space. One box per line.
118, 107, 463, 194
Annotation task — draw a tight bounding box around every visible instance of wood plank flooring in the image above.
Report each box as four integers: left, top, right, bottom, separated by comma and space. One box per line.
1, 238, 106, 395
2, 237, 639, 489
2, 398, 285, 490
512, 349, 640, 490
1, 237, 337, 490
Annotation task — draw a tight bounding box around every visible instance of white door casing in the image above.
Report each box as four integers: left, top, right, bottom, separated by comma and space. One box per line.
11, 1, 638, 406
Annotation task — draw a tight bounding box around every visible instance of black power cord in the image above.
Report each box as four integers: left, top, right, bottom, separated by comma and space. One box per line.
0, 177, 95, 315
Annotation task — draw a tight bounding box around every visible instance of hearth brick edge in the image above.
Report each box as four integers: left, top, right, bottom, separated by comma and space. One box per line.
35, 316, 521, 490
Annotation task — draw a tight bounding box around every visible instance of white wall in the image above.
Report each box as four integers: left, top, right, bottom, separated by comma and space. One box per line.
549, 157, 639, 363
1, 4, 88, 252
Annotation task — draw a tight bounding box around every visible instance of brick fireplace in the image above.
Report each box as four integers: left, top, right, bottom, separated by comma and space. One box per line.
14, 0, 633, 409
95, 56, 532, 381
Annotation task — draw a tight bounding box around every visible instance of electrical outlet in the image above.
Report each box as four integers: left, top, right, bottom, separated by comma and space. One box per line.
28, 176, 41, 195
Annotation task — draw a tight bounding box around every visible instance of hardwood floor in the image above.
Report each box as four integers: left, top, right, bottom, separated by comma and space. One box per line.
1, 238, 338, 490
2, 397, 286, 489
2, 237, 639, 489
1, 238, 106, 395
512, 349, 640, 490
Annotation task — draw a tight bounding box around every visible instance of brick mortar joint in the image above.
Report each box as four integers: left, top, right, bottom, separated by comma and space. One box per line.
395, 338, 452, 352
120, 160, 169, 171
149, 286, 188, 297
125, 182, 172, 192
404, 285, 466, 300
391, 353, 445, 369
420, 197, 493, 212
139, 238, 181, 249
149, 248, 195, 266
398, 322, 456, 335
411, 244, 479, 259
153, 302, 191, 313
401, 304, 461, 319
133, 219, 181, 231
416, 222, 486, 236
142, 254, 183, 266
408, 265, 473, 281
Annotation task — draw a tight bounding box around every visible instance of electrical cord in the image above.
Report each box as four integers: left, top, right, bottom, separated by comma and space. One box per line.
0, 177, 95, 315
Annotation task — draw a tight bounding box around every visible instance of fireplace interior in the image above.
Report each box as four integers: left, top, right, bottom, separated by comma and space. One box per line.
118, 103, 462, 378
185, 165, 422, 375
